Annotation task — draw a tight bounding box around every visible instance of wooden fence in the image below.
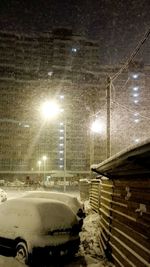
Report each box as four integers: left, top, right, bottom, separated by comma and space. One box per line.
87, 177, 150, 266
89, 179, 101, 213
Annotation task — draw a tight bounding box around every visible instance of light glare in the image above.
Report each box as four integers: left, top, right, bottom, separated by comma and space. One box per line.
132, 73, 138, 79
133, 93, 139, 97
133, 86, 139, 91
41, 101, 60, 119
42, 155, 47, 161
91, 120, 104, 134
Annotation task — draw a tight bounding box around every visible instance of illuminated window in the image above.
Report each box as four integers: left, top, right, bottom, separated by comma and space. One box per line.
132, 73, 139, 79
59, 143, 64, 147
72, 48, 77, 53
134, 119, 139, 123
133, 93, 139, 97
133, 86, 139, 91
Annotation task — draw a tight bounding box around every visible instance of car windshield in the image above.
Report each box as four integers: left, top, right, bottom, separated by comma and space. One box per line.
37, 200, 77, 232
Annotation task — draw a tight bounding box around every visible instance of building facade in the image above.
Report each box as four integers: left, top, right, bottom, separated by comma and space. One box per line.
0, 28, 107, 180
0, 28, 149, 180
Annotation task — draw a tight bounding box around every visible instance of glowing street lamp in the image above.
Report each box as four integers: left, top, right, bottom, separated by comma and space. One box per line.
90, 119, 105, 166
41, 101, 60, 120
91, 119, 104, 134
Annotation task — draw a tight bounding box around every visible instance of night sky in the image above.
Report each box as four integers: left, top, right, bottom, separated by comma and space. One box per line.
0, 0, 150, 64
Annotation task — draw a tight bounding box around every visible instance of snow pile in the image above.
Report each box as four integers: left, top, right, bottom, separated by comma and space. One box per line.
79, 212, 102, 258
7, 179, 25, 187
78, 201, 114, 267
0, 188, 7, 202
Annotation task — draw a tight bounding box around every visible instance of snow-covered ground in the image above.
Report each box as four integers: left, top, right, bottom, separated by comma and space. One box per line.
0, 189, 114, 267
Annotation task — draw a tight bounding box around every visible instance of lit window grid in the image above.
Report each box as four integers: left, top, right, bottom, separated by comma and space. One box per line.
58, 121, 65, 168
133, 86, 139, 91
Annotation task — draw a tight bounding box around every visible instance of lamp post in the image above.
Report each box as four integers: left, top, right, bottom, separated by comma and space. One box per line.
37, 160, 41, 177
42, 155, 47, 183
106, 76, 111, 158
40, 100, 60, 185
40, 100, 66, 191
90, 119, 105, 166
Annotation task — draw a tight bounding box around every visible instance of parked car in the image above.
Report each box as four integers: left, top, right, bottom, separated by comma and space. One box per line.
0, 188, 7, 202
22, 191, 85, 223
0, 198, 80, 265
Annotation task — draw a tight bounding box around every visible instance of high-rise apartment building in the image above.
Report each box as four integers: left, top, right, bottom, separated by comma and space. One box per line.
0, 28, 149, 181
0, 28, 106, 180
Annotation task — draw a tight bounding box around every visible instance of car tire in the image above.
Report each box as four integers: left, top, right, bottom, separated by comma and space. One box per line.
15, 241, 29, 264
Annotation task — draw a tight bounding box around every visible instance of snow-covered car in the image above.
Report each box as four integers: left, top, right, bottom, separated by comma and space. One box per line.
0, 198, 80, 265
0, 188, 7, 202
23, 191, 85, 222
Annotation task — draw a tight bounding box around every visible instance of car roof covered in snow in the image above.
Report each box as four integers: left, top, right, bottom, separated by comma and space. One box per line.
91, 138, 150, 179
0, 198, 78, 232
22, 191, 82, 213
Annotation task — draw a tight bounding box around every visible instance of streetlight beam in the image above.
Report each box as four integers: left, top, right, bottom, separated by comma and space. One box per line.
41, 101, 60, 119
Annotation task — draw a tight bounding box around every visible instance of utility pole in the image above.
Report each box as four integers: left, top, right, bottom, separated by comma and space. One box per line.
90, 131, 94, 167
106, 76, 111, 158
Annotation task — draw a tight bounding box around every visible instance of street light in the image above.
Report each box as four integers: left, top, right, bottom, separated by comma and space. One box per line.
42, 155, 47, 183
90, 119, 105, 165
41, 101, 60, 120
91, 119, 104, 134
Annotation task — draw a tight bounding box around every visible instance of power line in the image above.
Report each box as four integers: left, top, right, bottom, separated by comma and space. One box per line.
111, 27, 150, 81
110, 79, 150, 121
111, 100, 150, 121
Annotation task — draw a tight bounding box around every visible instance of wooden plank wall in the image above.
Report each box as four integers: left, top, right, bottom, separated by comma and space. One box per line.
89, 179, 101, 213
99, 177, 150, 267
